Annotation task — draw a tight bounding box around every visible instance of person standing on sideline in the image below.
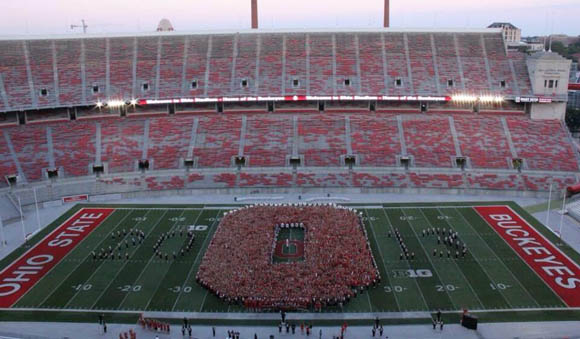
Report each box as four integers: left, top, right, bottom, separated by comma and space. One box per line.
212, 326, 216, 337
440, 321, 444, 330
319, 329, 322, 339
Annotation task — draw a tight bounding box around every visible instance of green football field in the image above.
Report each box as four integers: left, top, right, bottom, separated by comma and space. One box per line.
1, 201, 580, 323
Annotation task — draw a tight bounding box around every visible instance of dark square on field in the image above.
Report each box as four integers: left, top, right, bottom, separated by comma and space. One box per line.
272, 226, 305, 263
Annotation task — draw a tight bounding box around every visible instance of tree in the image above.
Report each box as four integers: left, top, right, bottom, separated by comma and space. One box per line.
565, 107, 580, 132
550, 41, 567, 56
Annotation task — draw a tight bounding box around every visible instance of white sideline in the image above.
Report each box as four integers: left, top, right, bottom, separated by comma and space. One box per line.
235, 196, 285, 201
305, 196, 351, 202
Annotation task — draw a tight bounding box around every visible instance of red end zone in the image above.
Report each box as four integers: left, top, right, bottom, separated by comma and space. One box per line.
0, 208, 114, 308
474, 205, 580, 307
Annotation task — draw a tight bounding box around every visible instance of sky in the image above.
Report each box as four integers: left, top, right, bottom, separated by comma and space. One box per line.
0, 0, 578, 37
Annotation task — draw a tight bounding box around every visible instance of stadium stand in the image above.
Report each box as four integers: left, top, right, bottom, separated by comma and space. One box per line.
28, 40, 58, 108
257, 34, 283, 96
9, 125, 49, 182
350, 114, 400, 166
0, 112, 577, 179
334, 33, 358, 95
456, 33, 490, 92
206, 35, 235, 97
403, 116, 455, 168
384, 33, 411, 95
508, 51, 533, 96
282, 34, 308, 96
433, 33, 464, 92
298, 114, 346, 167
506, 118, 579, 171
183, 35, 209, 98
135, 37, 159, 99
0, 30, 547, 111
407, 33, 438, 95
148, 115, 193, 170
231, 34, 258, 97
309, 34, 334, 95
52, 121, 96, 177
100, 118, 144, 173
244, 115, 292, 167
0, 29, 578, 202
358, 33, 386, 95
158, 36, 184, 99
0, 129, 17, 187
0, 41, 31, 109
109, 37, 135, 101
55, 39, 83, 106
454, 115, 512, 169
194, 115, 242, 168
84, 38, 107, 103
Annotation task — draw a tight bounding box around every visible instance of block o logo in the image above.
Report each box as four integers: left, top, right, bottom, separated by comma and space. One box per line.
196, 204, 379, 310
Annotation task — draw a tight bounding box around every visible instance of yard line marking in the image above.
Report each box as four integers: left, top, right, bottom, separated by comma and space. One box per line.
364, 210, 402, 312
127, 210, 191, 311
365, 285, 373, 312
419, 208, 485, 309
191, 211, 223, 313
399, 208, 458, 310
139, 208, 204, 311
86, 210, 170, 310
167, 209, 221, 312
381, 208, 430, 311
29, 209, 126, 308
453, 207, 540, 308
59, 209, 153, 309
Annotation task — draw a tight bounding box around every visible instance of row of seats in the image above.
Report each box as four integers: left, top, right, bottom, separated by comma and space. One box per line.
507, 118, 579, 172
244, 116, 292, 167
0, 32, 532, 111
91, 171, 577, 192
0, 113, 577, 182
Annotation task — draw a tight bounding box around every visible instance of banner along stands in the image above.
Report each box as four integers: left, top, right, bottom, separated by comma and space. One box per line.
62, 194, 89, 204
474, 205, 580, 307
0, 208, 114, 307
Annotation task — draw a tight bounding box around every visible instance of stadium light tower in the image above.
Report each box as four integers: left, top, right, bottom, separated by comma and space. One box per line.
384, 0, 390, 28
251, 0, 258, 29
71, 19, 88, 34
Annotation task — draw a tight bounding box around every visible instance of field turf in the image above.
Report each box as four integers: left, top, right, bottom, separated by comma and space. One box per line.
1, 201, 580, 322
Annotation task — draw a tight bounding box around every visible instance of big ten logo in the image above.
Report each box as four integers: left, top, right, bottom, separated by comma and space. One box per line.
187, 225, 208, 232
392, 269, 432, 278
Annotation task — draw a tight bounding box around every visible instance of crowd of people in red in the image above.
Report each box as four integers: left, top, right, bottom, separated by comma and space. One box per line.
138, 314, 170, 333
118, 329, 136, 339
196, 203, 380, 310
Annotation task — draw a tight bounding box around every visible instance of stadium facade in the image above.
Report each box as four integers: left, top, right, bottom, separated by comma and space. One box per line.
0, 28, 579, 211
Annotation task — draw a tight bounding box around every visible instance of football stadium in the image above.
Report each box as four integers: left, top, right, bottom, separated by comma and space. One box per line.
1, 0, 580, 338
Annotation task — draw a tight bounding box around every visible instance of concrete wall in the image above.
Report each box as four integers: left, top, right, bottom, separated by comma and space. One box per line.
530, 102, 567, 120
527, 53, 571, 98
2, 168, 578, 212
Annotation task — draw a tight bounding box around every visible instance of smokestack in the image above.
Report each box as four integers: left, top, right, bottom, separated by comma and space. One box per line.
251, 0, 258, 29
384, 0, 390, 28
